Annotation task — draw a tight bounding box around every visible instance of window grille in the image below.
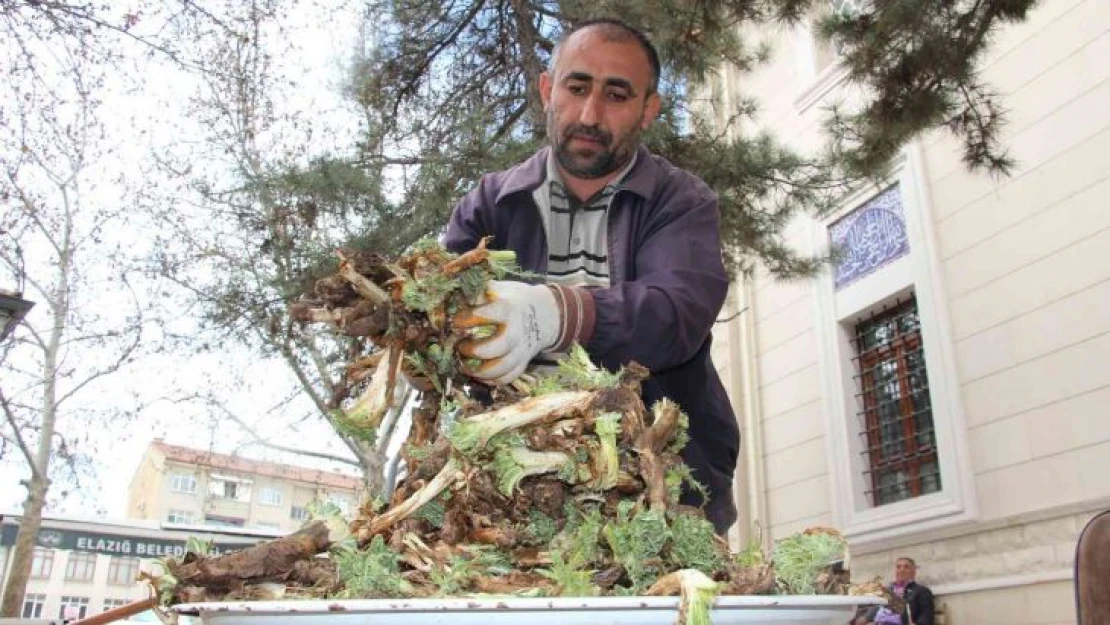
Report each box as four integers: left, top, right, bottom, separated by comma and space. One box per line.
65, 551, 97, 581
103, 598, 129, 612
290, 506, 310, 521
852, 295, 941, 506
107, 556, 140, 585
22, 593, 46, 618
30, 547, 54, 578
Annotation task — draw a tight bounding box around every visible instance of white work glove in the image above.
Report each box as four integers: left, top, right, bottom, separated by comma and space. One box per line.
455, 280, 561, 385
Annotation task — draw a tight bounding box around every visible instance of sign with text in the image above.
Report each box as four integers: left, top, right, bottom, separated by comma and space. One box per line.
0, 523, 263, 558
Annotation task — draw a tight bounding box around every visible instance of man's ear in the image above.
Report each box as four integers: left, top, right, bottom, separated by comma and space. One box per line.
539, 71, 552, 110
641, 92, 661, 130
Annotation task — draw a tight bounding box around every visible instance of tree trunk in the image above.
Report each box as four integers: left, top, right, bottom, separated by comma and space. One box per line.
1, 214, 68, 617
354, 439, 385, 496
0, 332, 60, 615
509, 0, 547, 136
0, 463, 50, 616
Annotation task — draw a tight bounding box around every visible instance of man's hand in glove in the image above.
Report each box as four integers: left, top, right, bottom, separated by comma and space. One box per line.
455, 281, 562, 385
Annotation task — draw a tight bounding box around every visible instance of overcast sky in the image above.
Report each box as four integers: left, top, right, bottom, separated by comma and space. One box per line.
0, 1, 369, 519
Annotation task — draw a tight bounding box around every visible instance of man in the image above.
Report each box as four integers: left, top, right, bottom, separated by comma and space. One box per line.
443, 18, 740, 534
875, 557, 935, 625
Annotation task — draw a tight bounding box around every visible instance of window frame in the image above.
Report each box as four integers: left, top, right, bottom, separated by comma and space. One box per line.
107, 555, 141, 585
208, 474, 252, 502
854, 297, 942, 506
327, 494, 351, 515
58, 596, 90, 620
258, 486, 284, 506
170, 472, 197, 494
65, 550, 97, 581
809, 146, 978, 547
290, 506, 310, 522
166, 509, 195, 524
22, 593, 46, 618
30, 547, 54, 579
103, 598, 129, 612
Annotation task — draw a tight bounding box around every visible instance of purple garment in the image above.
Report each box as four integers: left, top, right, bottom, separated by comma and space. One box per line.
874, 581, 908, 625
445, 146, 740, 533
874, 607, 902, 625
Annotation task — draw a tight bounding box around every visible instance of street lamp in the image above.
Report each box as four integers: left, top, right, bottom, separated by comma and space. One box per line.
0, 288, 34, 342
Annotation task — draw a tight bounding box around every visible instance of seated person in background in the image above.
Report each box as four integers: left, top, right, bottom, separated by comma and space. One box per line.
875, 556, 935, 625
851, 605, 881, 625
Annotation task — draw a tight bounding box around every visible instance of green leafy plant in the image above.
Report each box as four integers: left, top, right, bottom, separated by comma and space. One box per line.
332, 535, 413, 598
772, 532, 846, 594
668, 513, 725, 574
604, 501, 671, 591
538, 551, 597, 597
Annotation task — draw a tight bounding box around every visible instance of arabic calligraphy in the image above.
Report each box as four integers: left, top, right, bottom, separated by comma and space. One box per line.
830, 186, 909, 290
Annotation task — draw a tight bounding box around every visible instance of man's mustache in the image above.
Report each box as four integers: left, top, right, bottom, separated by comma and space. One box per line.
563, 124, 611, 146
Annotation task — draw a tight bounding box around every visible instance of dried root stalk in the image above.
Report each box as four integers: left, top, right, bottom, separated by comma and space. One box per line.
147, 242, 877, 625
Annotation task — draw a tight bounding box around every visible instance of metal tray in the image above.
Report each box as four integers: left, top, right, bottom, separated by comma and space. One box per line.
175, 595, 885, 625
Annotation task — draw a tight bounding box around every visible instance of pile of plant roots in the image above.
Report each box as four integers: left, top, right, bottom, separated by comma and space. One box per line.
145, 240, 889, 625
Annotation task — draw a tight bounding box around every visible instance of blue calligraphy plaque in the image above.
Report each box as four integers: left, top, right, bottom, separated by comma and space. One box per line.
830, 186, 909, 290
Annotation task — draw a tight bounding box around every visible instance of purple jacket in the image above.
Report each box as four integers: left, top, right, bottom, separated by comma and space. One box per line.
444, 146, 740, 533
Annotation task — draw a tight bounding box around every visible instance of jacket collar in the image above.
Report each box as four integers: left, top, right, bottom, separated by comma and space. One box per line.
495, 145, 656, 204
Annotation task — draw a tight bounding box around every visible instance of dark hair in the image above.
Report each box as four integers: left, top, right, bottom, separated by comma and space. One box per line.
896, 556, 917, 567
552, 18, 661, 95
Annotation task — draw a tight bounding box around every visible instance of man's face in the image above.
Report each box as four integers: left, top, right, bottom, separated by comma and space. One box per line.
539, 28, 661, 181
894, 559, 917, 583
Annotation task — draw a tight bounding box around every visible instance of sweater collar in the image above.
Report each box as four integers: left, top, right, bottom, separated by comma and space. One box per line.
495, 145, 656, 204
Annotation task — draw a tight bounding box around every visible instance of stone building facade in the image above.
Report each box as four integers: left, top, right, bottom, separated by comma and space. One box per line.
708, 1, 1108, 622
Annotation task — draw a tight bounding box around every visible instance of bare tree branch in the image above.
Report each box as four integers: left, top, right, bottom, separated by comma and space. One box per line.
0, 386, 45, 483
206, 398, 361, 468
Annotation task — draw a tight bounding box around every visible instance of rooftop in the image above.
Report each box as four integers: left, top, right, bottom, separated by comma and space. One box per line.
150, 440, 362, 492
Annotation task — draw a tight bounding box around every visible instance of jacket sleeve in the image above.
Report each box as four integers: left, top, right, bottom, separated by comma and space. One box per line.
910, 585, 935, 625
586, 184, 728, 373
442, 177, 491, 254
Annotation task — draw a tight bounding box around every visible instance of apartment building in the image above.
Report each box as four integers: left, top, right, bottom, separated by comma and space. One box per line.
0, 513, 271, 621
707, 1, 1108, 623
127, 440, 365, 533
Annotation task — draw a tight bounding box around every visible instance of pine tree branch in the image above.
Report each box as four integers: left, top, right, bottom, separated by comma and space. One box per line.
489, 100, 530, 144
389, 1, 487, 122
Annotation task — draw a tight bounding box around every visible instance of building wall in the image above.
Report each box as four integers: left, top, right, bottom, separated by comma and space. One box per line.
127, 447, 166, 522
160, 461, 204, 523
127, 444, 362, 533
1, 547, 150, 619
0, 515, 270, 621
712, 1, 1109, 622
